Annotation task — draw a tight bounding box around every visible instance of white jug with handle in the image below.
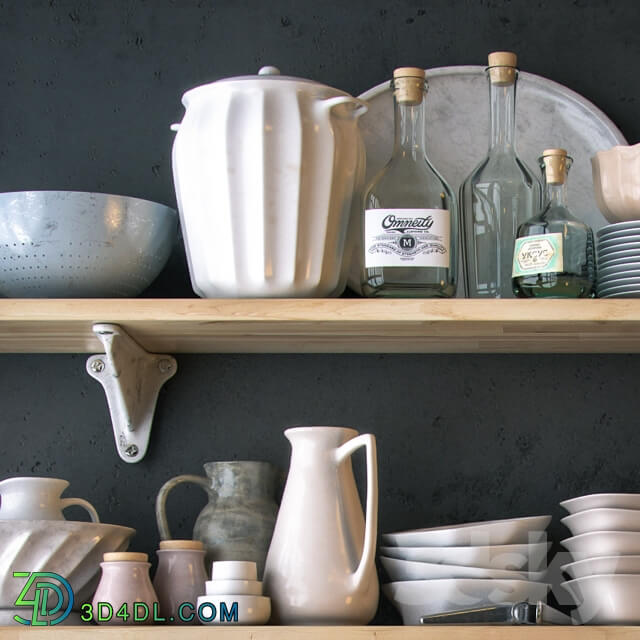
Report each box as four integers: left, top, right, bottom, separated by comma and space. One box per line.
0, 477, 100, 521
263, 426, 378, 624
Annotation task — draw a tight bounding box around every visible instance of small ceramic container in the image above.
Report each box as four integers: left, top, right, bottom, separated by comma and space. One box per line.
195, 594, 271, 625
91, 552, 159, 626
592, 143, 640, 223
211, 561, 257, 581
205, 579, 262, 596
153, 540, 207, 625
0, 477, 99, 521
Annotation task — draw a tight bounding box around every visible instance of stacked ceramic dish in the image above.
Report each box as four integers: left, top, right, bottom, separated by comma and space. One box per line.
380, 515, 551, 625
196, 561, 270, 625
560, 493, 640, 624
596, 222, 640, 297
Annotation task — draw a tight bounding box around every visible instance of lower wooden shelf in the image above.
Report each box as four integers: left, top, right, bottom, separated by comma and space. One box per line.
0, 627, 638, 639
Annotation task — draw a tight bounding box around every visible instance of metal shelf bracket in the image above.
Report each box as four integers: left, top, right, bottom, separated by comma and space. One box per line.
86, 323, 177, 463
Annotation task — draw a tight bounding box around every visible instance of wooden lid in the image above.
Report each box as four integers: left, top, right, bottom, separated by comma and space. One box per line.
103, 552, 148, 562
488, 51, 517, 68
488, 51, 517, 85
541, 149, 571, 184
542, 148, 568, 157
393, 67, 425, 79
159, 539, 204, 551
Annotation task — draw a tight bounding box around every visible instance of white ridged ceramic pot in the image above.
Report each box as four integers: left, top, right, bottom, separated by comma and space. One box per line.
171, 66, 367, 298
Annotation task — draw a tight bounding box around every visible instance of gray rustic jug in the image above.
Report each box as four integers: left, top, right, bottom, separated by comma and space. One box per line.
155, 461, 280, 578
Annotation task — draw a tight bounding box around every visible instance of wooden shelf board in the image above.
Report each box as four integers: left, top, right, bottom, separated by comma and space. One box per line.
0, 298, 639, 354
0, 626, 639, 639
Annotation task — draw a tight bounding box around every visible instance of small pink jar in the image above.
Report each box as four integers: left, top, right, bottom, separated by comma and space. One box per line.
91, 552, 159, 625
153, 539, 207, 625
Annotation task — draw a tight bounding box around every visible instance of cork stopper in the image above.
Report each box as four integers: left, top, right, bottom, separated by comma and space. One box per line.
393, 67, 426, 105
159, 539, 204, 551
103, 552, 148, 562
488, 51, 517, 85
541, 148, 571, 184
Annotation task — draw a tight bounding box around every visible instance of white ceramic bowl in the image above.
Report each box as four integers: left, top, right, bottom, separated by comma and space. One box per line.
561, 508, 640, 536
592, 144, 640, 224
382, 515, 551, 547
562, 531, 640, 560
205, 579, 262, 596
0, 520, 134, 609
560, 493, 640, 514
379, 542, 550, 571
561, 555, 640, 580
383, 579, 550, 625
379, 555, 546, 582
562, 574, 640, 624
196, 595, 270, 625
210, 561, 257, 581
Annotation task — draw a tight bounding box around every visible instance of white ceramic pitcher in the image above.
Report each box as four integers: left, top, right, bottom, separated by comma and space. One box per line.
263, 426, 378, 624
0, 477, 100, 521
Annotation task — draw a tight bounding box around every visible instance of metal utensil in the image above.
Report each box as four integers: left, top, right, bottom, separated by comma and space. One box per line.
420, 601, 572, 625
0, 191, 177, 297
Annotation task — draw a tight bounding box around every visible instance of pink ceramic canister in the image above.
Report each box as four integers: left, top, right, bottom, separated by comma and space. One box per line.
91, 552, 159, 625
153, 539, 207, 625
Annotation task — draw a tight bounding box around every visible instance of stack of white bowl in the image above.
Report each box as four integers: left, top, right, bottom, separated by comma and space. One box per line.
560, 493, 640, 624
380, 515, 552, 625
596, 223, 640, 297
196, 561, 270, 625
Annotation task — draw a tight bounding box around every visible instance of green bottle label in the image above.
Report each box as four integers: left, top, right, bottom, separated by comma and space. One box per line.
512, 232, 564, 277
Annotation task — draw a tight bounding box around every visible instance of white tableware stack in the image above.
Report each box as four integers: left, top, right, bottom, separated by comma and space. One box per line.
196, 561, 270, 625
560, 493, 640, 624
380, 515, 552, 624
596, 222, 640, 297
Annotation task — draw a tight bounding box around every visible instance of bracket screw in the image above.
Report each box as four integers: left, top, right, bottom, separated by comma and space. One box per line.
158, 359, 173, 373
91, 359, 105, 373
124, 444, 139, 457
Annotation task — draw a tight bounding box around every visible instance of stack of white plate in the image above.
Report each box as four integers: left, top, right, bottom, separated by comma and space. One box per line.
560, 493, 640, 624
380, 515, 551, 625
596, 222, 640, 297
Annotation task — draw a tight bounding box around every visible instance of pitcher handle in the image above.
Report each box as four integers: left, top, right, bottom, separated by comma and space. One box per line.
336, 433, 378, 588
60, 498, 100, 523
156, 474, 212, 540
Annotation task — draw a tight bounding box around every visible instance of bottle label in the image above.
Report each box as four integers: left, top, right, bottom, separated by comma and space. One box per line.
512, 232, 564, 277
364, 209, 450, 268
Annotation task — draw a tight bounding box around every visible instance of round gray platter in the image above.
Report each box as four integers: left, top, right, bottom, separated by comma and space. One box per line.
348, 65, 627, 293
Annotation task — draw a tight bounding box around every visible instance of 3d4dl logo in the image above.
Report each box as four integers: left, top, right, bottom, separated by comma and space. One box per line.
13, 572, 74, 625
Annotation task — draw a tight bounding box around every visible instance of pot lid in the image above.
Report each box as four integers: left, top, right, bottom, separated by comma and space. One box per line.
181, 66, 350, 106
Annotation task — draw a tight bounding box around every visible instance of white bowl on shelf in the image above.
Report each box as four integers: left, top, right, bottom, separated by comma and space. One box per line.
383, 578, 550, 625
196, 594, 270, 625
561, 508, 640, 536
562, 574, 640, 624
561, 555, 640, 580
379, 555, 546, 582
381, 515, 551, 547
560, 493, 640, 514
205, 579, 262, 596
210, 561, 257, 581
379, 542, 549, 571
562, 531, 640, 560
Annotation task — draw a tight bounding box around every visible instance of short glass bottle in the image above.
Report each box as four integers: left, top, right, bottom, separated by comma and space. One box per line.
512, 148, 595, 298
360, 66, 457, 297
460, 51, 542, 298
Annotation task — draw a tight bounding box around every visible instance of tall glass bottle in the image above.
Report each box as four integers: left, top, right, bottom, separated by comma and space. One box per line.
361, 67, 457, 297
512, 148, 595, 298
460, 51, 542, 298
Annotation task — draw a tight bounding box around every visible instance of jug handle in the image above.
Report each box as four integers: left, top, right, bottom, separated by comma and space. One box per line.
156, 474, 213, 540
319, 96, 369, 119
60, 498, 100, 523
335, 434, 378, 589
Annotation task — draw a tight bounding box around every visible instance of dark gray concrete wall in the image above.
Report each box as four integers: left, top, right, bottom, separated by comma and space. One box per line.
0, 0, 639, 623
